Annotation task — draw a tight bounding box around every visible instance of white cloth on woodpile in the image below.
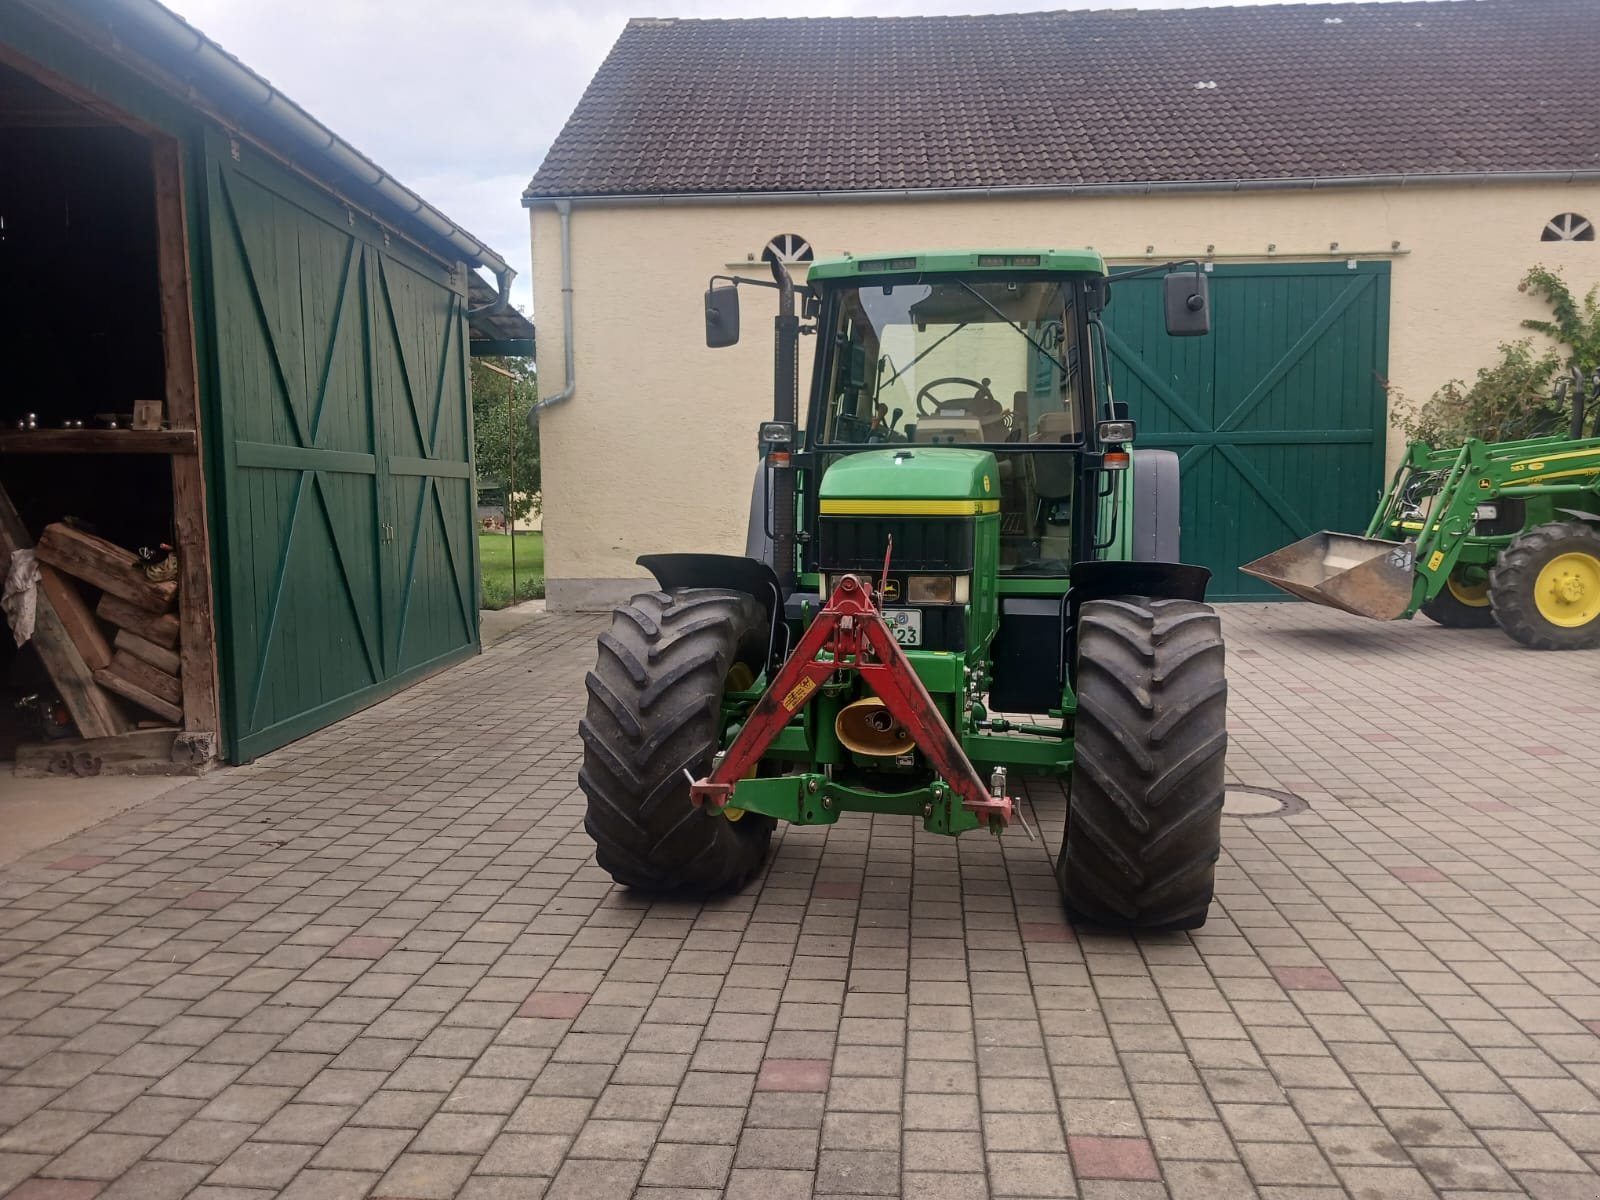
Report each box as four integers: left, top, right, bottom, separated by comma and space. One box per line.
3, 547, 39, 646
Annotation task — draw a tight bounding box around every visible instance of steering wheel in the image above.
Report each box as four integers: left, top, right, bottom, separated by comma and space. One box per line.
916, 376, 996, 417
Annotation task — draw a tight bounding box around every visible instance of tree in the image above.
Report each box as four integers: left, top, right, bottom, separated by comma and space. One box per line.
472, 356, 539, 528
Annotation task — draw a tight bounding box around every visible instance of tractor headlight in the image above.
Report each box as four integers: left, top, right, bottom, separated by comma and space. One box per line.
1097, 419, 1136, 445
1475, 504, 1498, 522
908, 574, 963, 604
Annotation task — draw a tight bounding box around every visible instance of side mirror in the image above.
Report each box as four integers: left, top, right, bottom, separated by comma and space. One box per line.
1163, 269, 1210, 337
705, 285, 740, 348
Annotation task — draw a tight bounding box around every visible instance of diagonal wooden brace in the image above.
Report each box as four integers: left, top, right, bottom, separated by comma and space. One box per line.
689, 574, 1012, 827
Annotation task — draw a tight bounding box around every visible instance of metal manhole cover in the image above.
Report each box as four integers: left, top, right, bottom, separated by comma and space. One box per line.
1223, 786, 1307, 818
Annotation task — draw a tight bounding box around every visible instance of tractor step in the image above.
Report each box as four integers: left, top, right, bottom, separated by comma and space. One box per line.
1241, 532, 1417, 621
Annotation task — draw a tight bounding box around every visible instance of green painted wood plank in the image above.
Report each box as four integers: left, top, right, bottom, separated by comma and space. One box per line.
234, 442, 378, 474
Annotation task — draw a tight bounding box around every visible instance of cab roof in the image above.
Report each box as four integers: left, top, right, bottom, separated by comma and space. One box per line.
806, 249, 1107, 281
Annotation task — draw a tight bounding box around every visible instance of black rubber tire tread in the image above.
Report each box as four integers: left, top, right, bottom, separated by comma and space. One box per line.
1058, 596, 1227, 932
579, 587, 775, 892
1419, 572, 1498, 629
1489, 522, 1600, 651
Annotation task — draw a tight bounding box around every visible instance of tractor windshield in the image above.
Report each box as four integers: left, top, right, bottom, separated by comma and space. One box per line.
813, 278, 1094, 576
816, 279, 1084, 448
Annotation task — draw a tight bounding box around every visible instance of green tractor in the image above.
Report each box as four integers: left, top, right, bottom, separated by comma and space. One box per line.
1243, 368, 1600, 650
579, 250, 1229, 931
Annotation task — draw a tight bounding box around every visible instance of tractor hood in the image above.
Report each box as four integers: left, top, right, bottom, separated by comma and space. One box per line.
819, 448, 998, 513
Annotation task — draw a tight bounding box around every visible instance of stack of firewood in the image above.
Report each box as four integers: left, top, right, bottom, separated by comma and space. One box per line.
34, 523, 183, 724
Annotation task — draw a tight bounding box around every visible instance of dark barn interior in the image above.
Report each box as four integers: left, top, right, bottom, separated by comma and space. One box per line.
0, 61, 178, 758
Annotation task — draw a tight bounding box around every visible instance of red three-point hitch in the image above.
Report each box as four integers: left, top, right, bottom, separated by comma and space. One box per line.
688, 575, 1013, 828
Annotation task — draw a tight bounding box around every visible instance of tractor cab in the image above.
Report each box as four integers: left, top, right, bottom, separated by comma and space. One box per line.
803, 251, 1115, 577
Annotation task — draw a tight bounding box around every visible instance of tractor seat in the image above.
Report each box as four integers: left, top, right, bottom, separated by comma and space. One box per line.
1032, 410, 1081, 443
913, 396, 1011, 445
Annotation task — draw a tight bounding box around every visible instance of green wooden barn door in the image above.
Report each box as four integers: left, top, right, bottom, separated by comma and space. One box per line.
370, 251, 477, 675
1102, 263, 1390, 600
203, 136, 477, 759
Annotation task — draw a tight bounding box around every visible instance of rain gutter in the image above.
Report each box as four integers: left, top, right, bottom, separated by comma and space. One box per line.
522, 169, 1600, 208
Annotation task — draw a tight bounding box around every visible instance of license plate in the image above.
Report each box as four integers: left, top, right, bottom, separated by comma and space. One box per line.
882, 608, 922, 646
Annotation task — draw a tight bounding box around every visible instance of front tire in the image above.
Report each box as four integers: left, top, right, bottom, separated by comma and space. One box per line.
579, 588, 775, 892
1057, 597, 1227, 932
1489, 522, 1600, 650
1420, 569, 1498, 629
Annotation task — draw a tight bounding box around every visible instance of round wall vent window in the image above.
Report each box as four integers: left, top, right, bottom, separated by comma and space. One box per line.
1542, 213, 1594, 242
762, 234, 814, 263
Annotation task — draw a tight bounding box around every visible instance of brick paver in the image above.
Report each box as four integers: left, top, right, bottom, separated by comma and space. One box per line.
1, 604, 1598, 1198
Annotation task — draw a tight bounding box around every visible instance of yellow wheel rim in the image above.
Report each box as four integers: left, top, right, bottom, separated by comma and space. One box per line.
1446, 575, 1490, 607
1534, 551, 1600, 628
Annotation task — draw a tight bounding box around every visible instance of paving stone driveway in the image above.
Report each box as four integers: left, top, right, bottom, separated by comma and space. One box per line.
1, 604, 1598, 1200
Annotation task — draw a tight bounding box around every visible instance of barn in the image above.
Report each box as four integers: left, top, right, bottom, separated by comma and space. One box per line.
524, 0, 1600, 611
0, 0, 532, 766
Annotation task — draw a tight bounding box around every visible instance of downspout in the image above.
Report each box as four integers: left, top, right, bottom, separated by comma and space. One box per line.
468, 266, 516, 316
531, 201, 575, 418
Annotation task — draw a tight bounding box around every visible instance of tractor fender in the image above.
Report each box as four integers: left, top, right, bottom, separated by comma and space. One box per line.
636, 553, 786, 669
745, 462, 774, 566
1131, 449, 1182, 562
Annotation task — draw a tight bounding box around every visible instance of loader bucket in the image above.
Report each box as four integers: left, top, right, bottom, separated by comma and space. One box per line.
1240, 533, 1417, 621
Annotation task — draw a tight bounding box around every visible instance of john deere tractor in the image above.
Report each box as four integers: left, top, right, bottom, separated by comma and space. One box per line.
579, 250, 1228, 931
1244, 368, 1600, 650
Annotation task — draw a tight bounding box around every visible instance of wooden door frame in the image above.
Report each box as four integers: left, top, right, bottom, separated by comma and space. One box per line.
0, 42, 221, 749
151, 136, 221, 743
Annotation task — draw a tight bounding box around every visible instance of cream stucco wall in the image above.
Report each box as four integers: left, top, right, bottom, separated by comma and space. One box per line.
530, 184, 1600, 609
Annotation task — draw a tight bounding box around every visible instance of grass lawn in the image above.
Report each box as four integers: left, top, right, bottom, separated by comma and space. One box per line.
479, 532, 545, 609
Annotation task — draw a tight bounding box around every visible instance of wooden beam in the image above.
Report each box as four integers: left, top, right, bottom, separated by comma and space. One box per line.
36, 523, 178, 613
104, 650, 182, 706
97, 594, 181, 648
0, 485, 129, 738
0, 40, 163, 136
14, 728, 179, 777
37, 564, 112, 670
93, 666, 184, 724
151, 136, 222, 744
114, 629, 182, 676
0, 429, 197, 455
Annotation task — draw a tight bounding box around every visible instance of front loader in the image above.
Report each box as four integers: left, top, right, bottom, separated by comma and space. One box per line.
579, 250, 1229, 931
1243, 368, 1600, 650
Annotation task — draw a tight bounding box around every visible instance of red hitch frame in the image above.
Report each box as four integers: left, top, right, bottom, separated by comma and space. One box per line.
689, 575, 1013, 828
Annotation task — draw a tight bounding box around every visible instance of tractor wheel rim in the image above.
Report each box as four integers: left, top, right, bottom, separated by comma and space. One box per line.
1534, 552, 1600, 628
1446, 575, 1490, 607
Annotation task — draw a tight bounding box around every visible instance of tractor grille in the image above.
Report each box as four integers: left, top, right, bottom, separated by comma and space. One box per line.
816, 516, 975, 573
817, 516, 973, 653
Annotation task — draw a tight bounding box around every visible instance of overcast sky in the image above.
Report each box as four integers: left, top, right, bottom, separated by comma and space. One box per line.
168, 0, 1363, 313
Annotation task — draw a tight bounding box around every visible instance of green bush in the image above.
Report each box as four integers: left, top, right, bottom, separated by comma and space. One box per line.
1392, 266, 1600, 446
